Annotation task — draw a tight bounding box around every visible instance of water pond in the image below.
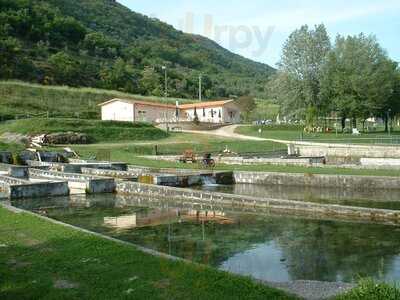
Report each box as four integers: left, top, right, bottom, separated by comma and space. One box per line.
10, 192, 400, 284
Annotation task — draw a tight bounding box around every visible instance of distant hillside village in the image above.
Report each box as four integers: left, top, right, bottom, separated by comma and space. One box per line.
99, 99, 242, 124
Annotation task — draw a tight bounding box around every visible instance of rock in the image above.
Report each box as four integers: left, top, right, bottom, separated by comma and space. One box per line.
0, 151, 13, 164
44, 132, 90, 145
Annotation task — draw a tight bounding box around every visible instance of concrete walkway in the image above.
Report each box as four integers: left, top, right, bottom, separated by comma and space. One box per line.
181, 125, 269, 141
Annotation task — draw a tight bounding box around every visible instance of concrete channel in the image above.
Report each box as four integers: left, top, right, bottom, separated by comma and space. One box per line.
116, 181, 400, 225
27, 160, 128, 173
28, 169, 116, 194
0, 175, 69, 199
0, 163, 29, 178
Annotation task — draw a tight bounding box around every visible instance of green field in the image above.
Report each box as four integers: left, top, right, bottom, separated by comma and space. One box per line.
237, 125, 400, 145
0, 118, 168, 143
0, 81, 197, 120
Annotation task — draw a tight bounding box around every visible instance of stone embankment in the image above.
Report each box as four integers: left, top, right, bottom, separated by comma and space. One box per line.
116, 181, 400, 225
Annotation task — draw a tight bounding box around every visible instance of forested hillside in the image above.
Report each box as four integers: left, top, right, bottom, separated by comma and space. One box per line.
0, 0, 275, 99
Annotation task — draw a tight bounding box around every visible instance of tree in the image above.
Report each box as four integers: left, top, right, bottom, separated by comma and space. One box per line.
140, 66, 162, 96
236, 96, 256, 122
48, 51, 80, 85
269, 24, 331, 119
0, 36, 22, 78
100, 58, 138, 92
321, 34, 398, 131
83, 32, 120, 58
47, 16, 86, 47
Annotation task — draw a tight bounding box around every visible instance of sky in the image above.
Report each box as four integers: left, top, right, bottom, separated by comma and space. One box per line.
117, 0, 400, 68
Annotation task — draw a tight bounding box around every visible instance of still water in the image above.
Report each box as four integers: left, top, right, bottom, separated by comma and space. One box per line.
10, 191, 400, 284
199, 183, 400, 210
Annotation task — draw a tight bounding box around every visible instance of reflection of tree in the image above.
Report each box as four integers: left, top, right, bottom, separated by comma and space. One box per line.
276, 220, 400, 282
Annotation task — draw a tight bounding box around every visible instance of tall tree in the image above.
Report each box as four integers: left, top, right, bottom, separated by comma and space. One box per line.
270, 24, 331, 118
321, 34, 398, 130
236, 96, 256, 122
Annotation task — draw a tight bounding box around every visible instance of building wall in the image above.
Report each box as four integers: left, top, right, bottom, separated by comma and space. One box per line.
101, 100, 241, 124
133, 103, 177, 123
101, 100, 177, 123
184, 106, 223, 123
101, 101, 134, 122
183, 104, 241, 124
222, 103, 241, 123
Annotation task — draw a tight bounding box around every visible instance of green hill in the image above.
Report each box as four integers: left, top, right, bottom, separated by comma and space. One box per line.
0, 0, 275, 99
0, 81, 197, 120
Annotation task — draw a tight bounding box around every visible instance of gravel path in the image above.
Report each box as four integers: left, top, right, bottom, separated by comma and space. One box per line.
266, 280, 355, 300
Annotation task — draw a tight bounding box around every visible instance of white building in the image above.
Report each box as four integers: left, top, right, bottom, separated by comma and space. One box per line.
99, 98, 178, 123
99, 98, 241, 124
179, 100, 241, 124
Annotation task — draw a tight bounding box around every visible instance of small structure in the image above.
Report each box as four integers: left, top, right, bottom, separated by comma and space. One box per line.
99, 98, 241, 124
99, 98, 177, 123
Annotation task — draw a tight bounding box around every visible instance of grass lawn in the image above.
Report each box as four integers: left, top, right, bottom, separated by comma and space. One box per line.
0, 206, 296, 300
0, 118, 168, 143
72, 132, 286, 156
237, 125, 400, 145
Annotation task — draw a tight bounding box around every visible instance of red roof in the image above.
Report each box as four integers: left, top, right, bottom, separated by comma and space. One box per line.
99, 98, 236, 110
99, 98, 177, 109
178, 100, 235, 109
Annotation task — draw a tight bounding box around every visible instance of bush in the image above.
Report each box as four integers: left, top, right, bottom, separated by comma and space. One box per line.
336, 279, 400, 300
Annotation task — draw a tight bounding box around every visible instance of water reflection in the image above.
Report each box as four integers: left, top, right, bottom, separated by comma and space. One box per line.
11, 193, 400, 284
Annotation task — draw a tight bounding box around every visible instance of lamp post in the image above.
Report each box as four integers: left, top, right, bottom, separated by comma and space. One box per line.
198, 74, 202, 101
387, 109, 392, 136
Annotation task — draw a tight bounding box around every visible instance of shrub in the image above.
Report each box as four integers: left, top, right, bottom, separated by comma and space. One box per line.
336, 279, 400, 300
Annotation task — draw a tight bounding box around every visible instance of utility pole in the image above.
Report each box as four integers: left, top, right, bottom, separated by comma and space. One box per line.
162, 66, 168, 98
162, 66, 168, 131
198, 74, 202, 102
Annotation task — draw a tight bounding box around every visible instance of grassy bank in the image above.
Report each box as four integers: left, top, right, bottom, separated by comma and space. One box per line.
0, 141, 25, 153
0, 118, 168, 143
237, 125, 400, 145
0, 81, 197, 120
0, 206, 295, 300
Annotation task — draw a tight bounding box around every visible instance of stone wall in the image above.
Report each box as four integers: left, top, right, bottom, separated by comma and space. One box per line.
141, 155, 324, 166
233, 171, 400, 190
116, 181, 400, 223
81, 168, 138, 180
0, 175, 69, 199
294, 143, 400, 159
360, 158, 400, 167
0, 152, 13, 164
29, 169, 116, 194
0, 163, 29, 178
27, 160, 128, 173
